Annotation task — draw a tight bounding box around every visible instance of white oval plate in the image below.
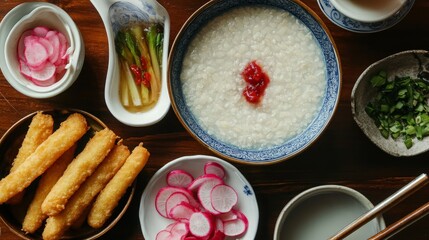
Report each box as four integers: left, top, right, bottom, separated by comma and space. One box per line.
139, 155, 259, 239
90, 0, 170, 127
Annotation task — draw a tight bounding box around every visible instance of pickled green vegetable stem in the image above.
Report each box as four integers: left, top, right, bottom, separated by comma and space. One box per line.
115, 23, 164, 112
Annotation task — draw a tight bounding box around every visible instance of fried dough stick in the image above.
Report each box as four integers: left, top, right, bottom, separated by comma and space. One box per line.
41, 128, 117, 216
42, 143, 130, 240
0, 113, 88, 204
88, 143, 150, 228
7, 112, 54, 205
21, 144, 77, 234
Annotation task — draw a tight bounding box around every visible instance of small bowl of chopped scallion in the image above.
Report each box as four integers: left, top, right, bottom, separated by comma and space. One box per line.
352, 50, 429, 157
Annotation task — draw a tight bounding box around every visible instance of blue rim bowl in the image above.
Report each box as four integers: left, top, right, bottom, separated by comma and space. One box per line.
168, 0, 342, 165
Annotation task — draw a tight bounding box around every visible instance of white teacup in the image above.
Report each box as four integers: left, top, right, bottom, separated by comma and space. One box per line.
330, 0, 407, 22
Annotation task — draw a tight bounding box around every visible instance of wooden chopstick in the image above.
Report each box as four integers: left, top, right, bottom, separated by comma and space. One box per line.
329, 173, 429, 240
368, 201, 429, 240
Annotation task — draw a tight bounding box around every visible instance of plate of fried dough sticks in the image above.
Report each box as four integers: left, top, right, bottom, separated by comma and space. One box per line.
0, 109, 150, 240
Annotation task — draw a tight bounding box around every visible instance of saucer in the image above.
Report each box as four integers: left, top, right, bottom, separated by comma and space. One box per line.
317, 0, 415, 33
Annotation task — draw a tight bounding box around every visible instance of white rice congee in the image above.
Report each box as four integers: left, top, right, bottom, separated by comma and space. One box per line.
181, 6, 326, 150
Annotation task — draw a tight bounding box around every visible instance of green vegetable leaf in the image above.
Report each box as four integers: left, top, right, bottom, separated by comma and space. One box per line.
366, 71, 429, 148
371, 74, 386, 87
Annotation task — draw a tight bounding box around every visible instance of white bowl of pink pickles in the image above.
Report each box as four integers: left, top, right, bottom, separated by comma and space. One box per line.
139, 155, 259, 240
1, 2, 84, 98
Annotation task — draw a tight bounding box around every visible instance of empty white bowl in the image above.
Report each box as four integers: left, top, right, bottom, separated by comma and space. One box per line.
274, 185, 385, 240
329, 0, 407, 23
0, 2, 84, 98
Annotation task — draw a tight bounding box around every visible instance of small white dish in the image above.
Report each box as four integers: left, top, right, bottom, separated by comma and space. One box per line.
329, 0, 406, 23
318, 0, 415, 33
139, 155, 259, 239
274, 185, 385, 240
90, 0, 170, 127
0, 2, 84, 98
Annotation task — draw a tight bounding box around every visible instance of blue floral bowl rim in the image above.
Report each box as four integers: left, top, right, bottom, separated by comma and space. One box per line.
168, 0, 342, 165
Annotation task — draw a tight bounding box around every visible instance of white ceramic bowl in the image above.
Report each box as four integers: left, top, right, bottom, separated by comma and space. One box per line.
329, 0, 407, 23
274, 185, 385, 240
0, 3, 84, 98
139, 155, 259, 239
91, 0, 170, 127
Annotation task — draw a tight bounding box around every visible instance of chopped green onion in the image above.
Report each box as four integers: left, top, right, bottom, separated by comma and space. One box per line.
365, 71, 429, 149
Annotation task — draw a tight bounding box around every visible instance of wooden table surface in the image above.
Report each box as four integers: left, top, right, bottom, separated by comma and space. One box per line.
1, 0, 429, 239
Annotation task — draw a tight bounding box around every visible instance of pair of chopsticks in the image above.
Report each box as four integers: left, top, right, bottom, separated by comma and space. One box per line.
329, 173, 429, 240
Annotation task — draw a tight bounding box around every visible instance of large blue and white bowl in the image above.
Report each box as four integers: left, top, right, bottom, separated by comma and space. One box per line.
168, 0, 341, 164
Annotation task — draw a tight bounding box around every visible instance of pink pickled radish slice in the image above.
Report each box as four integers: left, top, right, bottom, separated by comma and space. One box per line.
57, 32, 69, 60
32, 26, 49, 37
30, 61, 56, 82
167, 170, 194, 188
155, 187, 198, 218
188, 174, 223, 192
223, 218, 248, 237
155, 230, 172, 240
31, 75, 56, 87
19, 60, 32, 79
46, 31, 61, 64
210, 184, 238, 213
24, 38, 48, 68
165, 192, 190, 218
218, 211, 238, 222
198, 180, 222, 215
18, 30, 33, 61
170, 222, 189, 238
204, 162, 226, 179
169, 202, 197, 221
189, 212, 214, 238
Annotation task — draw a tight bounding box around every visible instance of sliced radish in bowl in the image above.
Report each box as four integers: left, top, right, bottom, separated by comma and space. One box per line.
32, 26, 49, 37
210, 184, 238, 213
16, 26, 70, 87
24, 38, 49, 68
188, 174, 223, 192
189, 212, 213, 238
169, 202, 197, 221
155, 186, 198, 218
167, 169, 194, 188
223, 218, 248, 237
165, 192, 190, 218
153, 161, 250, 239
140, 155, 258, 240
204, 162, 226, 179
198, 180, 223, 215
